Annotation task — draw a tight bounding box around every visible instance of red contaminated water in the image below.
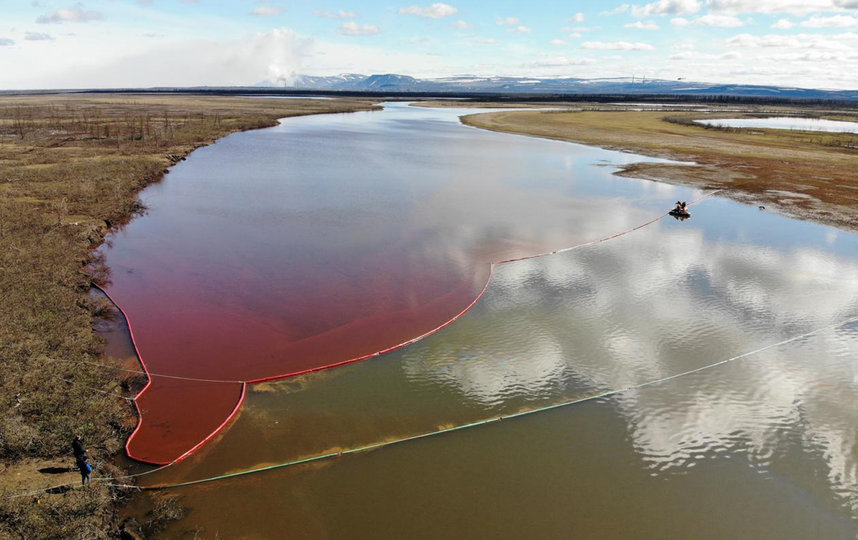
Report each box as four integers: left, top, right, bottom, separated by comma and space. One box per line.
110, 253, 491, 463
102, 104, 668, 464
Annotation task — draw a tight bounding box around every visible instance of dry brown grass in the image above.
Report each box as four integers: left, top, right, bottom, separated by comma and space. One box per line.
461, 107, 858, 232
0, 93, 378, 538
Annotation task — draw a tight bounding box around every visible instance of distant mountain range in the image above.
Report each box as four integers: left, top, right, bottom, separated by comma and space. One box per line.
255, 73, 858, 100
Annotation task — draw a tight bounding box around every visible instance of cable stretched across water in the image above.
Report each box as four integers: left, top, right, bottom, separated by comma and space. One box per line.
65, 189, 724, 387
10, 189, 727, 493
8, 313, 854, 499
135, 314, 857, 491
125, 193, 726, 461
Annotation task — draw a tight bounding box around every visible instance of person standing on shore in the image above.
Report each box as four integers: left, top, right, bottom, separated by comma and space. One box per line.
72, 435, 86, 461
72, 434, 92, 486
77, 455, 92, 486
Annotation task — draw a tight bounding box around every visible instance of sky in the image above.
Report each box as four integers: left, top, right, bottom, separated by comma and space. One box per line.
1, 0, 857, 90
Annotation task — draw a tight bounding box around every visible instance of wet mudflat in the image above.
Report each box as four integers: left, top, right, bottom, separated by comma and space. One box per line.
104, 103, 858, 537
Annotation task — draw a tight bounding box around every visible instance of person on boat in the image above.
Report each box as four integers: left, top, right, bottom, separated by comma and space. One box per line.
673, 201, 685, 214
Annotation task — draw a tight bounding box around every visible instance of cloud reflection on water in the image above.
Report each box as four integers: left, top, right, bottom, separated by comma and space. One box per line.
403, 210, 858, 512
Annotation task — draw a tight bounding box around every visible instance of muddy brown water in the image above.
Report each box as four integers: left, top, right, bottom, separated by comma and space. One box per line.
103, 103, 858, 538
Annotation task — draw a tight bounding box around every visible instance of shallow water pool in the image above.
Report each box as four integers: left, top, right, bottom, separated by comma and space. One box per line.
695, 116, 858, 133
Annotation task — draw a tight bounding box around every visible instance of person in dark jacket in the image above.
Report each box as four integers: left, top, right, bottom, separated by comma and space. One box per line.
72, 435, 86, 461
77, 455, 92, 486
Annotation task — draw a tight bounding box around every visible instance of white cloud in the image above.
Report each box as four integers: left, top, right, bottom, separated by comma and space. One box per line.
11, 27, 312, 88
399, 3, 458, 18
508, 25, 532, 34
630, 0, 701, 18
670, 13, 748, 26
25, 32, 54, 40
5, 0, 858, 91
0, 38, 14, 46
707, 0, 854, 15
551, 39, 567, 45
726, 31, 854, 49
600, 4, 630, 15
313, 10, 357, 20
669, 51, 695, 59
339, 21, 381, 35
1, 25, 476, 89
252, 5, 283, 17
582, 40, 655, 50
772, 18, 795, 29
36, 3, 103, 24
625, 21, 661, 29
696, 13, 746, 26
452, 19, 471, 29
669, 49, 741, 59
527, 55, 595, 67
726, 33, 799, 47
570, 12, 586, 23
791, 50, 851, 61
718, 30, 858, 86
496, 16, 520, 25
800, 15, 858, 28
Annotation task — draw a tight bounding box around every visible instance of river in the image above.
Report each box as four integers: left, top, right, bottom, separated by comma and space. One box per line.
102, 103, 858, 538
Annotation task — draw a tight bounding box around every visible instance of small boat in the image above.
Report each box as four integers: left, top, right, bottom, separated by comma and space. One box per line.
669, 209, 691, 218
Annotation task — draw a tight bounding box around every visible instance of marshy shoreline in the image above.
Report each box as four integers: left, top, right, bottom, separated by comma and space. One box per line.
0, 94, 378, 538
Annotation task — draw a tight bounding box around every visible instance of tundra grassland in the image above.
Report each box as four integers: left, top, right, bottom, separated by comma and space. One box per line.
0, 94, 378, 538
458, 105, 858, 232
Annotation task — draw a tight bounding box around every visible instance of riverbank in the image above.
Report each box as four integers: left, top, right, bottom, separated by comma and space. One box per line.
0, 94, 378, 538
459, 107, 858, 233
